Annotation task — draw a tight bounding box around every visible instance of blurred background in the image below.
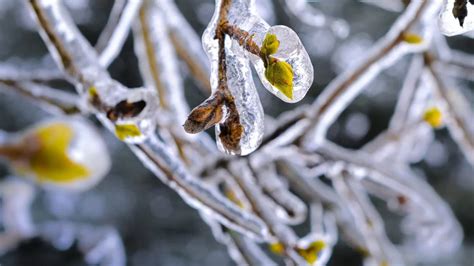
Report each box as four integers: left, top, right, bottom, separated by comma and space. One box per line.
0, 0, 472, 265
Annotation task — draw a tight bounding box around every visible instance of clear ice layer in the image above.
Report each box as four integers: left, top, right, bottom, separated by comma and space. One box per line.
202, 0, 313, 154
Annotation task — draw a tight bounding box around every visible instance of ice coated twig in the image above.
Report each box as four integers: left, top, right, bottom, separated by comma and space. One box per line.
96, 0, 143, 67
424, 53, 474, 166
158, 0, 212, 93
201, 215, 277, 265
0, 79, 80, 115
303, 0, 434, 147
28, 0, 270, 241
332, 173, 402, 265
228, 160, 305, 265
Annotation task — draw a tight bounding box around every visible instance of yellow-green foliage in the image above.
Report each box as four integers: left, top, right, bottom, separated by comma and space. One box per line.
24, 123, 89, 183
261, 33, 294, 100
115, 123, 142, 141
423, 107, 443, 128
403, 33, 423, 44
296, 240, 326, 264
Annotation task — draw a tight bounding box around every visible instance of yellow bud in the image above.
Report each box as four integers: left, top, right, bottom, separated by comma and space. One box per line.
115, 124, 142, 141
423, 107, 443, 128
224, 188, 244, 208
269, 242, 285, 255
265, 60, 294, 100
403, 33, 423, 44
296, 240, 326, 264
261, 33, 280, 57
22, 123, 90, 183
88, 86, 98, 98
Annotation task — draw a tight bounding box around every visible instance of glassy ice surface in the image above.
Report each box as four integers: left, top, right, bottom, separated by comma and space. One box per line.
215, 42, 264, 155
0, 0, 473, 266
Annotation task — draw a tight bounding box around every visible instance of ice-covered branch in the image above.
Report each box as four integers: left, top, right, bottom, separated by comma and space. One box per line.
302, 0, 438, 147
424, 52, 474, 166
0, 79, 80, 115
28, 0, 270, 240
96, 0, 143, 67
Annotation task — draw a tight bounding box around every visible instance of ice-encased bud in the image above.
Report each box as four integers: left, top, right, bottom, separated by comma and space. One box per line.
439, 0, 474, 36
250, 26, 314, 103
85, 79, 158, 144
3, 118, 111, 191
198, 0, 312, 154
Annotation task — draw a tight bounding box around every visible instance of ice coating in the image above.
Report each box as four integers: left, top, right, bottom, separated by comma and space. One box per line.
439, 0, 474, 36
214, 0, 313, 103
251, 26, 314, 103
215, 41, 264, 155
88, 78, 159, 144
200, 0, 313, 154
28, 0, 158, 144
203, 0, 313, 103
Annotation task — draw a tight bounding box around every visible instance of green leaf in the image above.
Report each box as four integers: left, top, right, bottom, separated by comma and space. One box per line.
402, 33, 423, 44
22, 123, 90, 183
261, 33, 280, 57
423, 107, 443, 128
296, 240, 326, 264
115, 123, 142, 141
264, 60, 294, 100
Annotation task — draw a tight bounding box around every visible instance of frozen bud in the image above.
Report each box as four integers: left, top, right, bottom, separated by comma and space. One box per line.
296, 240, 326, 265
86, 82, 158, 143
261, 33, 280, 57
114, 123, 143, 141
265, 59, 294, 100
0, 118, 111, 191
402, 32, 424, 44
268, 242, 285, 255
423, 107, 443, 128
252, 26, 313, 103
184, 94, 224, 134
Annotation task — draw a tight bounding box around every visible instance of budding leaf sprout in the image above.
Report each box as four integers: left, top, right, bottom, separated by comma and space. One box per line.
261, 33, 294, 100
115, 124, 143, 141
12, 123, 90, 183
402, 32, 424, 44
261, 33, 280, 57
296, 240, 326, 264
269, 242, 285, 255
423, 107, 443, 128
